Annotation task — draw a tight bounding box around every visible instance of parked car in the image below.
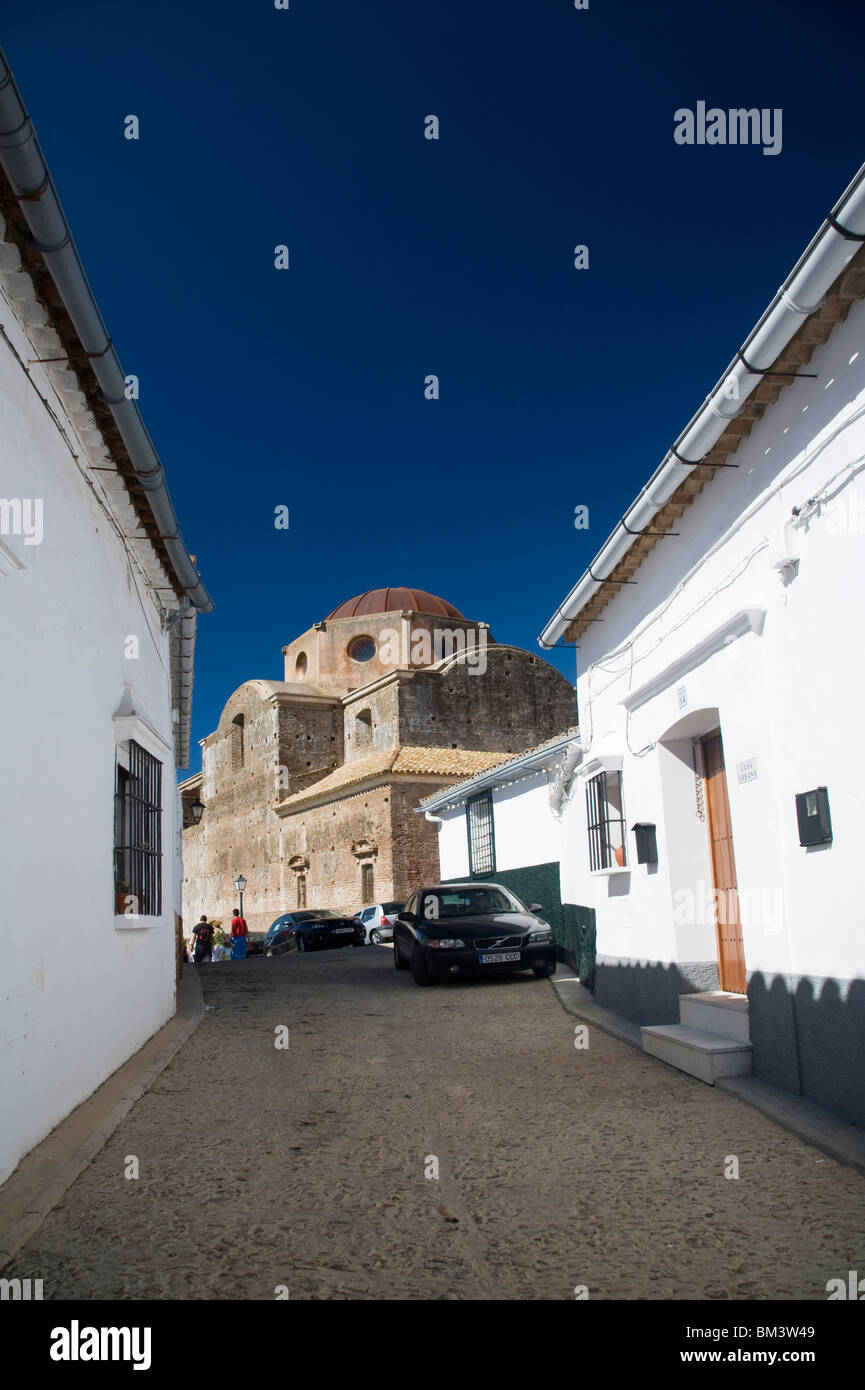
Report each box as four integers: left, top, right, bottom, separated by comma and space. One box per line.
246, 931, 268, 957
274, 908, 365, 953
355, 901, 403, 944
264, 913, 299, 955
393, 883, 557, 987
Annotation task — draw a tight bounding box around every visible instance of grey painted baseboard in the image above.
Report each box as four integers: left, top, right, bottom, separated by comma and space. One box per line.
593, 955, 719, 1026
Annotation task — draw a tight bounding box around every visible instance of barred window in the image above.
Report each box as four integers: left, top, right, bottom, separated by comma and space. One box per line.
114, 740, 162, 915
467, 792, 495, 876
586, 770, 626, 871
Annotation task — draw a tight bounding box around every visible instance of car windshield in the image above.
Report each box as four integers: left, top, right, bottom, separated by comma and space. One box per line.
419, 887, 526, 920
299, 910, 343, 921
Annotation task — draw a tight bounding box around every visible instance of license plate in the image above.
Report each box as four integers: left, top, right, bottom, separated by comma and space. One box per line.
334, 927, 353, 934
479, 951, 521, 964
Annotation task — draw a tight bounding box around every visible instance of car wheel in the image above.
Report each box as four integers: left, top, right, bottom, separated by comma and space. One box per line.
411, 945, 433, 987
393, 936, 409, 971
370, 930, 382, 945
533, 963, 556, 978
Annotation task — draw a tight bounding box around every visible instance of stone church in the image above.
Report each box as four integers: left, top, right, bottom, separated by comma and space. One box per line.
180, 587, 574, 930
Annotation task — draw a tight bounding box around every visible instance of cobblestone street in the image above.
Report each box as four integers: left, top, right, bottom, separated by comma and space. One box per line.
8, 948, 865, 1301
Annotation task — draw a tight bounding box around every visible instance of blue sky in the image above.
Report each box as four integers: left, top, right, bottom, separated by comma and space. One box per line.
4, 0, 863, 772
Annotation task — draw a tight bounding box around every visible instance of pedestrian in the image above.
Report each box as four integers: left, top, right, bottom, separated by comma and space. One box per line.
211, 922, 228, 963
192, 915, 214, 964
230, 908, 248, 960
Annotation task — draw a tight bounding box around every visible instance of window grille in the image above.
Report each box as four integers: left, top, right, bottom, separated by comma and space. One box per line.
585, 770, 626, 871
467, 792, 495, 876
114, 740, 162, 915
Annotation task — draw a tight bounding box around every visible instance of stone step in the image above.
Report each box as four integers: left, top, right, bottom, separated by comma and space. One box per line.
641, 1023, 753, 1086
679, 991, 751, 1044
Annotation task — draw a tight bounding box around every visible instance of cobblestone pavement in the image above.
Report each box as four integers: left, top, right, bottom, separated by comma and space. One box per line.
7, 948, 865, 1300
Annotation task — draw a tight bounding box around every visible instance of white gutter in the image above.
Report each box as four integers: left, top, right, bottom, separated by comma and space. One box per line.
0, 48, 212, 612
539, 161, 865, 649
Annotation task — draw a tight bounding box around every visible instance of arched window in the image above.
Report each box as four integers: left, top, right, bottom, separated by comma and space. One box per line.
295, 652, 308, 680
355, 709, 373, 748
232, 714, 245, 770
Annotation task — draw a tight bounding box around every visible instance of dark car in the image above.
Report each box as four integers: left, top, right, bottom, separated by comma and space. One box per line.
246, 931, 268, 957
264, 914, 300, 955
266, 909, 365, 954
393, 883, 557, 987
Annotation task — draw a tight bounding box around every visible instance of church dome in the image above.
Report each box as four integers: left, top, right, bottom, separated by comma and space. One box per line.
326, 588, 465, 620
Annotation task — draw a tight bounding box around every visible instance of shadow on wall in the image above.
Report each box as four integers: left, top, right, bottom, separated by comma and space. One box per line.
591, 955, 718, 1026
748, 971, 865, 1129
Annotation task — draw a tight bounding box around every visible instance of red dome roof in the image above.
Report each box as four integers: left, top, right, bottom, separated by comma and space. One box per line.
326, 588, 465, 620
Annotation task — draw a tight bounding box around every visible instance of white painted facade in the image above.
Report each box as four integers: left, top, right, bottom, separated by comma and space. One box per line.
551, 292, 865, 1121
0, 209, 200, 1185
435, 768, 562, 881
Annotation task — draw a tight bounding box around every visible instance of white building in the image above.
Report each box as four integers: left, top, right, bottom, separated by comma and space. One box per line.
539, 164, 865, 1123
0, 53, 211, 1187
420, 730, 579, 943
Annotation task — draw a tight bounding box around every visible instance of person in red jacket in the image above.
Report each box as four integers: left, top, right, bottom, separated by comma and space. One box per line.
230, 909, 248, 960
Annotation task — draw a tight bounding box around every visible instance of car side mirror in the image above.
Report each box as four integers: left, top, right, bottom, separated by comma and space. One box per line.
401, 911, 418, 924
529, 903, 543, 913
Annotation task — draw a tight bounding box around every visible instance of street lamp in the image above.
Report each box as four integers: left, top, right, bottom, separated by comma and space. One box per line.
235, 873, 247, 919
190, 796, 205, 825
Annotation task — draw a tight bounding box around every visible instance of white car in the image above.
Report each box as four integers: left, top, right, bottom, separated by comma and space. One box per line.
355, 901, 403, 944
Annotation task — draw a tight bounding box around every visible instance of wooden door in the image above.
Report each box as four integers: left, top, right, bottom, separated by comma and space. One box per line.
701, 731, 746, 994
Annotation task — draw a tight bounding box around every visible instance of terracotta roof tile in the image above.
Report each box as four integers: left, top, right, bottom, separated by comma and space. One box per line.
419, 726, 579, 804
275, 746, 510, 812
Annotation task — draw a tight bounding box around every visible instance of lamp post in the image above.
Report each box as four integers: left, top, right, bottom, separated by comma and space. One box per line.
190, 796, 204, 825
235, 873, 247, 920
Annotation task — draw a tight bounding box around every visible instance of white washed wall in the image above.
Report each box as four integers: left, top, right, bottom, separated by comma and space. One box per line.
433, 769, 560, 882
560, 295, 865, 987
0, 294, 179, 1186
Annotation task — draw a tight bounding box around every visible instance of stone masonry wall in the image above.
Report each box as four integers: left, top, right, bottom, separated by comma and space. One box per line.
389, 780, 445, 896
281, 783, 395, 917
400, 647, 575, 754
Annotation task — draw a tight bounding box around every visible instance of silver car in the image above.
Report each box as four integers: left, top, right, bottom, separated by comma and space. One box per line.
355, 901, 403, 944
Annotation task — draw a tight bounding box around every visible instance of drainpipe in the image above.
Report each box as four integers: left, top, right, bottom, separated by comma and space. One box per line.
539, 161, 865, 649
424, 810, 443, 824
0, 48, 212, 612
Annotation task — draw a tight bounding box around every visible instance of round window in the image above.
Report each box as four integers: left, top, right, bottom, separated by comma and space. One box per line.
348, 635, 376, 662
